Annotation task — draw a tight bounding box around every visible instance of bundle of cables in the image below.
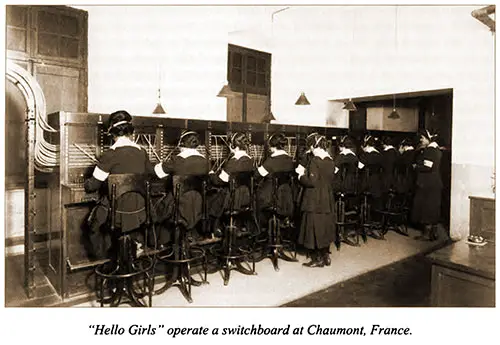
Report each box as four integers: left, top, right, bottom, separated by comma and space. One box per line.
7, 61, 59, 172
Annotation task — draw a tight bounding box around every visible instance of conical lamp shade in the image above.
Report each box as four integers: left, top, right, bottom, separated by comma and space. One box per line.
388, 109, 400, 119
295, 92, 310, 105
343, 100, 357, 111
262, 111, 276, 123
153, 103, 166, 114
217, 84, 232, 97
152, 87, 166, 114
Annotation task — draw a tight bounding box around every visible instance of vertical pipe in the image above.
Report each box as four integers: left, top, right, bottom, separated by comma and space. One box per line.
24, 105, 36, 298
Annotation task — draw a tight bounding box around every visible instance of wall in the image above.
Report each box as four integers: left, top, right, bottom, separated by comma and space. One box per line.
81, 5, 494, 240
80, 5, 282, 120
270, 5, 495, 240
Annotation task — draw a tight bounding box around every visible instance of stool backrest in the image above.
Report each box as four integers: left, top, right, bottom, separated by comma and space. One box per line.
107, 174, 151, 233
337, 162, 358, 194
228, 171, 254, 212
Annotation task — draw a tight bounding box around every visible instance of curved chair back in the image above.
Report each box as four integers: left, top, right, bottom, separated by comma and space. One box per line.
107, 174, 151, 233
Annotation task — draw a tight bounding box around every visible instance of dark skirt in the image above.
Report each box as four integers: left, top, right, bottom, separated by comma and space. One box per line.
297, 212, 336, 250
85, 194, 148, 259
411, 186, 442, 224
257, 183, 294, 217
207, 186, 251, 218
154, 191, 203, 230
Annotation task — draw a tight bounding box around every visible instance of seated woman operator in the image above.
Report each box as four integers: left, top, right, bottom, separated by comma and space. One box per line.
255, 132, 295, 227
153, 130, 209, 242
84, 110, 154, 259
207, 132, 255, 237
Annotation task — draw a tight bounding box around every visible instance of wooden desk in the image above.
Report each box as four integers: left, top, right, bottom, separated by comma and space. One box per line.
427, 241, 495, 307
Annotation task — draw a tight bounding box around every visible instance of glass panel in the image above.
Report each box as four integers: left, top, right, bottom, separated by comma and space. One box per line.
231, 68, 242, 85
257, 58, 266, 73
257, 73, 266, 88
247, 55, 256, 72
7, 27, 27, 52
247, 71, 257, 87
38, 33, 59, 57
6, 6, 27, 27
38, 11, 60, 34
60, 37, 80, 59
60, 14, 80, 37
232, 52, 242, 68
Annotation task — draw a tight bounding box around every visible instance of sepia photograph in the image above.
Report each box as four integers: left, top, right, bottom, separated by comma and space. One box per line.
3, 0, 496, 318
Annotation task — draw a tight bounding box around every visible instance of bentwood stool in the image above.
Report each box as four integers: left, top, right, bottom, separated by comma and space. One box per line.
255, 172, 298, 272
378, 165, 413, 237
155, 176, 208, 303
359, 165, 384, 241
334, 163, 360, 250
94, 174, 155, 307
212, 172, 258, 285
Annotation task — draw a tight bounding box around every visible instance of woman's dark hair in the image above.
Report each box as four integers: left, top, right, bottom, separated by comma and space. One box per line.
305, 132, 319, 148
382, 136, 394, 146
107, 110, 134, 137
268, 132, 287, 149
179, 130, 200, 148
341, 136, 356, 149
307, 133, 327, 150
400, 137, 414, 147
363, 135, 377, 147
230, 132, 250, 150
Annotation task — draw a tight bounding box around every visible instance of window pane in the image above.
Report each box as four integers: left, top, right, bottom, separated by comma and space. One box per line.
7, 6, 27, 27
7, 27, 27, 52
257, 58, 266, 73
247, 56, 256, 72
38, 11, 60, 34
232, 53, 242, 68
60, 14, 80, 37
257, 73, 266, 88
231, 68, 242, 85
60, 37, 80, 58
38, 33, 59, 56
247, 71, 257, 87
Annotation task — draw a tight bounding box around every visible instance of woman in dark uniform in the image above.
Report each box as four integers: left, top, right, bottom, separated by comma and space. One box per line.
381, 136, 399, 195
207, 132, 255, 235
358, 135, 384, 239
255, 132, 295, 224
411, 130, 443, 241
395, 137, 416, 206
154, 130, 209, 239
333, 136, 359, 194
296, 134, 336, 267
84, 110, 154, 259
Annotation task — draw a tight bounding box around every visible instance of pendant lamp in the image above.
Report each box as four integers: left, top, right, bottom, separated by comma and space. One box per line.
343, 99, 357, 111
295, 92, 310, 105
262, 110, 276, 123
152, 88, 166, 114
388, 94, 400, 119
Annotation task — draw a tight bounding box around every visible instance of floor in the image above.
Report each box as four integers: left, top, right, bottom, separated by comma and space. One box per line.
70, 227, 449, 308
5, 227, 449, 308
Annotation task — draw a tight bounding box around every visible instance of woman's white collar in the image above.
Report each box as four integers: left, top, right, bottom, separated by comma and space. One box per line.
178, 148, 205, 158
232, 150, 250, 160
363, 146, 379, 153
313, 148, 331, 159
110, 136, 141, 150
271, 149, 288, 157
340, 148, 355, 156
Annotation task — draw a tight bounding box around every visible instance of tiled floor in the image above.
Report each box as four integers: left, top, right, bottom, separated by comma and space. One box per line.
72, 227, 449, 308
